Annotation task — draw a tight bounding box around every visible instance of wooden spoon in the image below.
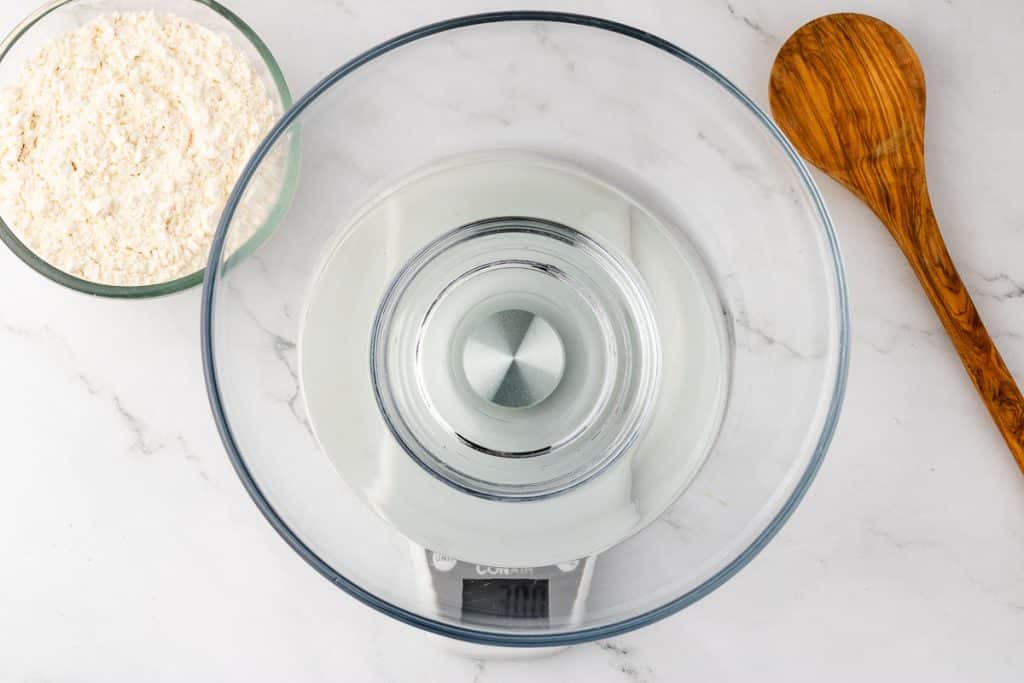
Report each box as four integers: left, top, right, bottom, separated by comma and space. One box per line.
769, 13, 1024, 475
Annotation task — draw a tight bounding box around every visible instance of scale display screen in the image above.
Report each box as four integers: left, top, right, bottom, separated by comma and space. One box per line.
461, 579, 550, 620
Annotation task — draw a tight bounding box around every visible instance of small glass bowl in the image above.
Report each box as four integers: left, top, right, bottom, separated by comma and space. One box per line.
0, 0, 298, 298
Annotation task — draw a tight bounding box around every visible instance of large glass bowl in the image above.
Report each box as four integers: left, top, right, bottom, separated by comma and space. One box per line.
0, 0, 297, 298
203, 12, 849, 646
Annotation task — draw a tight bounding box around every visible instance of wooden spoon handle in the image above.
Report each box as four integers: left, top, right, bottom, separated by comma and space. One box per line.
888, 197, 1024, 473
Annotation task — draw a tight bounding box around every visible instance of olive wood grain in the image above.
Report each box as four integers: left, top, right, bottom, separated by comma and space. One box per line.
769, 13, 1024, 474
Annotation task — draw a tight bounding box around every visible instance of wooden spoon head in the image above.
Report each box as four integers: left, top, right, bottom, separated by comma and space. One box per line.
769, 13, 927, 187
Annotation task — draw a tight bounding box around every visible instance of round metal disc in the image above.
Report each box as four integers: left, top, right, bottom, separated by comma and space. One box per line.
462, 309, 565, 408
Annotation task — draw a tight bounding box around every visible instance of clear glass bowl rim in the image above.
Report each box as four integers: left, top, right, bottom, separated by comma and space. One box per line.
0, 0, 297, 298
201, 10, 851, 647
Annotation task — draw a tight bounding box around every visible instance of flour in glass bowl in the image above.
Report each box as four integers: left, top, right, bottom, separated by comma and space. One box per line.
0, 12, 279, 286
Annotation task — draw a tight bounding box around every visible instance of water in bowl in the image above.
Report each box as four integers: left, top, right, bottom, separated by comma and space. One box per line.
299, 153, 730, 567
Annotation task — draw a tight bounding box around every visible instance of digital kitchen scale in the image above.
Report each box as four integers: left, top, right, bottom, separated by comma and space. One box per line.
410, 546, 596, 630
299, 153, 730, 570
295, 152, 729, 653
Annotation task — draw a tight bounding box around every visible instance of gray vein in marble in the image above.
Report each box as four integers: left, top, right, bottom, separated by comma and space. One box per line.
77, 372, 100, 396
1, 321, 31, 338
249, 253, 279, 288
471, 659, 487, 683
324, 144, 378, 185
467, 110, 513, 127
231, 287, 314, 437
596, 641, 653, 682
973, 271, 1024, 301
1, 321, 165, 456
531, 25, 578, 74
369, 31, 583, 137
657, 514, 683, 533
242, 258, 298, 322
0, 319, 214, 480
865, 524, 915, 550
326, 0, 354, 16
734, 315, 805, 358
706, 490, 730, 506
83, 379, 208, 482
695, 130, 790, 201
861, 316, 941, 355
273, 336, 311, 431
111, 394, 164, 456
724, 1, 777, 42
177, 436, 211, 482
388, 70, 533, 132
436, 32, 477, 61
77, 368, 173, 462
598, 641, 631, 657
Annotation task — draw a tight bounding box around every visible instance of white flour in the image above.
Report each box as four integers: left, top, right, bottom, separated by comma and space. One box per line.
0, 12, 278, 286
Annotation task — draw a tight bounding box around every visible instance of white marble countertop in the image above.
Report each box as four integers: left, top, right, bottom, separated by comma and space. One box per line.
2, 0, 1023, 680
